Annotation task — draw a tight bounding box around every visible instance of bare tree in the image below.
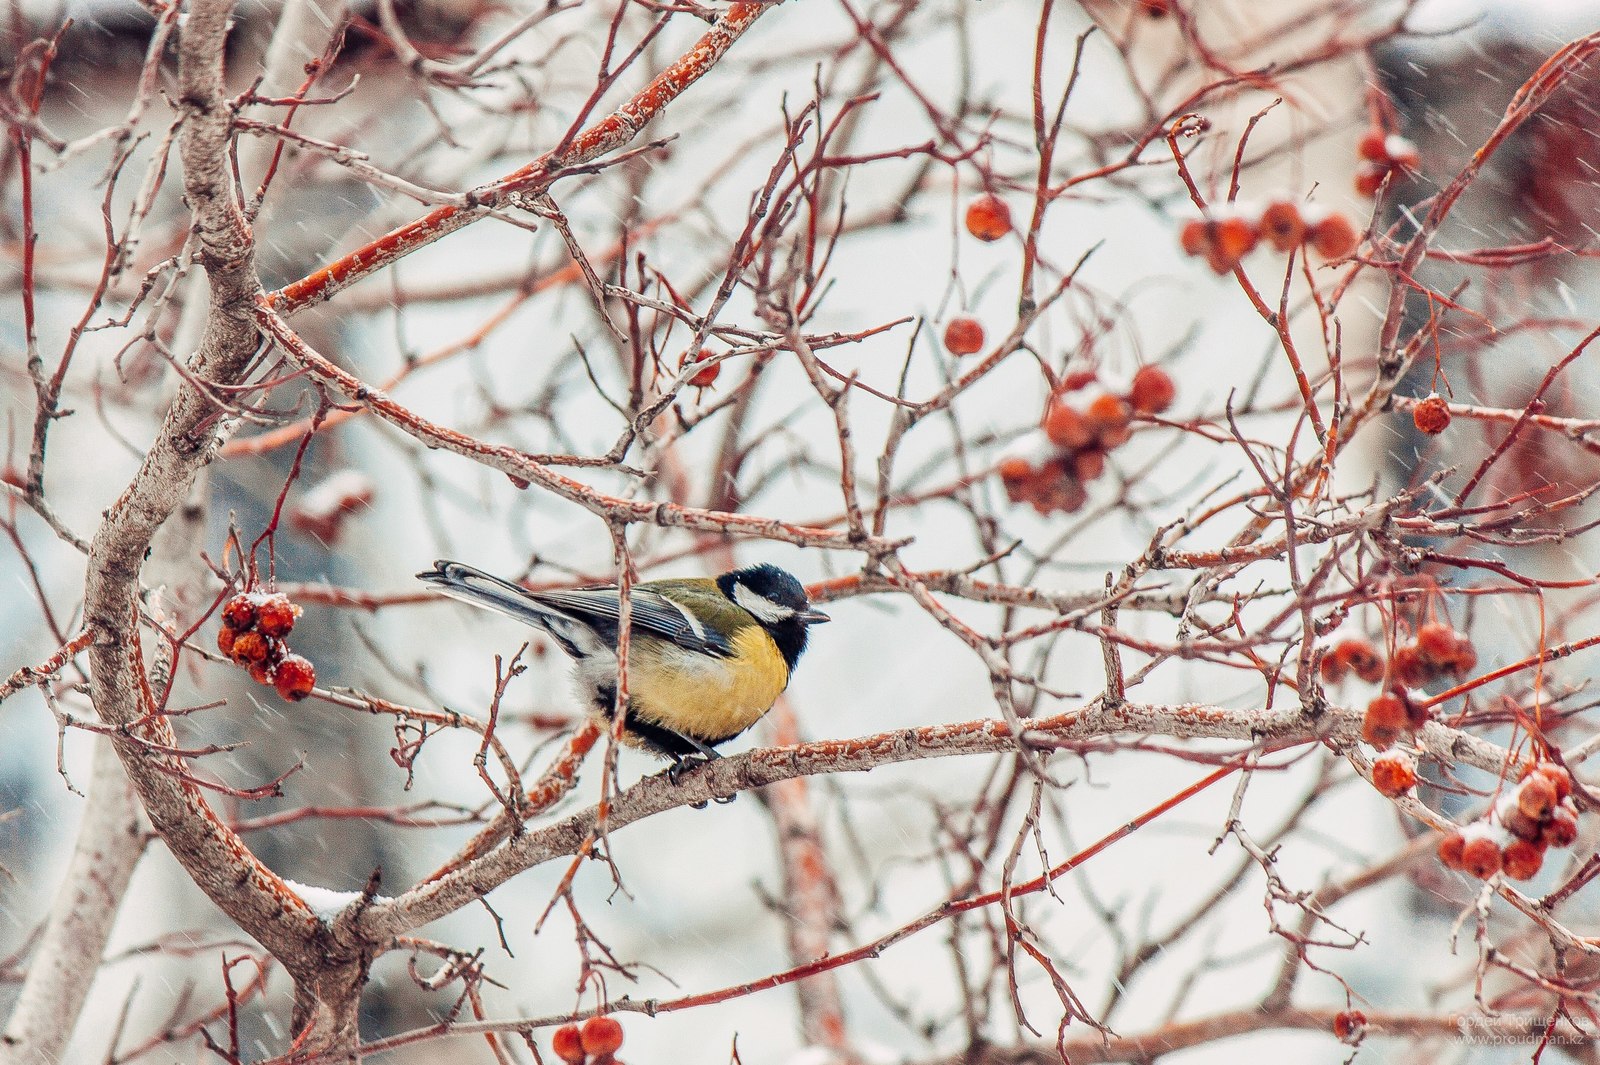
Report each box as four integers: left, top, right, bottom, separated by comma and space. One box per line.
4, 1, 1600, 1062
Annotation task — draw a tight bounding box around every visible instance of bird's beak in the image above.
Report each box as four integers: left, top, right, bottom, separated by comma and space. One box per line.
798, 608, 830, 624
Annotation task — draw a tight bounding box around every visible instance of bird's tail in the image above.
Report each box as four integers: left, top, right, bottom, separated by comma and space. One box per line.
417, 560, 569, 633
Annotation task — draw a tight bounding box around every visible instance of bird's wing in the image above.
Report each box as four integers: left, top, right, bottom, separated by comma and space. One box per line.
420, 561, 736, 658
418, 560, 595, 658
529, 586, 736, 658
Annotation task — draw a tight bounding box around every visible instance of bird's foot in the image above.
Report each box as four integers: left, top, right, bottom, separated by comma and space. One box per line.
666, 753, 711, 788
667, 748, 736, 807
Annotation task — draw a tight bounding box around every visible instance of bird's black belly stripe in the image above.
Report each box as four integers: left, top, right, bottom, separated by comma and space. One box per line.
594, 684, 748, 759
622, 715, 708, 759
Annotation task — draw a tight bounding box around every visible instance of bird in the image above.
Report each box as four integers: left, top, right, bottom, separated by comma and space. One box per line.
416, 560, 829, 784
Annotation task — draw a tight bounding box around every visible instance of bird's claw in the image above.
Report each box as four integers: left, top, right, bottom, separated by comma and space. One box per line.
666, 755, 707, 788
667, 752, 737, 807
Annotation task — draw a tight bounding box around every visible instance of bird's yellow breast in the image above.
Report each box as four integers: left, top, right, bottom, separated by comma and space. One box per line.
624, 626, 789, 743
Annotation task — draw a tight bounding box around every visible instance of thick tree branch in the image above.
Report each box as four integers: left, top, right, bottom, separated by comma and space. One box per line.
79, 0, 352, 1045
350, 699, 1522, 942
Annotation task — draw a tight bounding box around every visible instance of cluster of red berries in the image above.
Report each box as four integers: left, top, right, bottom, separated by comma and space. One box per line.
996, 366, 1176, 514
551, 1017, 625, 1065
217, 592, 316, 701
1321, 623, 1478, 750
1323, 624, 1478, 691
1179, 201, 1360, 274
1438, 762, 1579, 881
680, 348, 720, 389
1392, 622, 1477, 687
1355, 130, 1420, 197
1317, 637, 1385, 685
1411, 393, 1450, 435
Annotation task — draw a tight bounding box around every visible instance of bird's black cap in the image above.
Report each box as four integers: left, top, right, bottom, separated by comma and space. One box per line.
719, 563, 830, 624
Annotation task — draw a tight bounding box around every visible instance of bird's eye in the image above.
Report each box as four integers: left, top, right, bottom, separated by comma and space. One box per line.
733, 582, 796, 622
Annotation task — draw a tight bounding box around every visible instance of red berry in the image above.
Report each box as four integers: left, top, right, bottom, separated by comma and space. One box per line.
551, 1024, 585, 1065
222, 595, 258, 631
1391, 644, 1433, 689
231, 632, 272, 666
1357, 130, 1390, 163
997, 456, 1033, 483
1333, 1009, 1367, 1045
248, 662, 277, 686
579, 1016, 624, 1055
1501, 806, 1544, 843
1444, 638, 1477, 676
1138, 0, 1174, 15
682, 349, 720, 388
1043, 401, 1094, 450
1084, 394, 1133, 447
1309, 213, 1360, 259
1208, 216, 1258, 272
255, 594, 300, 638
1517, 776, 1558, 821
1542, 804, 1579, 848
1062, 476, 1089, 512
1460, 837, 1503, 879
217, 625, 239, 658
1413, 623, 1458, 666
1502, 839, 1545, 881
273, 655, 316, 702
1361, 693, 1406, 750
1400, 690, 1428, 730
1533, 763, 1573, 801
1178, 219, 1208, 257
1004, 466, 1043, 505
1412, 393, 1450, 434
1363, 703, 1401, 745
1437, 832, 1466, 869
1371, 752, 1416, 797
942, 317, 985, 356
1318, 646, 1344, 681
965, 195, 1012, 242
1072, 448, 1107, 482
1034, 475, 1088, 515
1319, 651, 1348, 684
1353, 162, 1388, 198
1258, 200, 1305, 252
1336, 637, 1385, 683
1127, 365, 1176, 415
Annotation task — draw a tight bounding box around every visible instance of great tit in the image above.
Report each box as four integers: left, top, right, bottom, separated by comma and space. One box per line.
417, 560, 829, 780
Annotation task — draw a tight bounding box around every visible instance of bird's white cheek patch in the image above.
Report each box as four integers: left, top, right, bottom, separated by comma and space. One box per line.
733, 583, 795, 623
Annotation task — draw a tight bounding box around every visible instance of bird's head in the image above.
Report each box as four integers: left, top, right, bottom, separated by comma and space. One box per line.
717, 564, 830, 628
